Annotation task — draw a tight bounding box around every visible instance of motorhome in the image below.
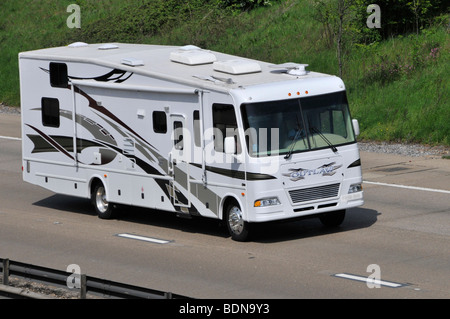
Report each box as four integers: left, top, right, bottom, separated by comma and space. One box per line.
19, 43, 363, 241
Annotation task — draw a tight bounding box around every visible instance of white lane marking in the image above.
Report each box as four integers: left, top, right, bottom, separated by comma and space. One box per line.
116, 233, 171, 245
364, 181, 450, 195
0, 136, 22, 141
333, 273, 405, 288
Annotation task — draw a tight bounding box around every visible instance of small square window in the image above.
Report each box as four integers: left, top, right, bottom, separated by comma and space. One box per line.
42, 97, 60, 128
49, 62, 68, 88
153, 111, 167, 133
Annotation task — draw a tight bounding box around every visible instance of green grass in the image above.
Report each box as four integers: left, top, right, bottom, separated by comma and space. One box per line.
0, 0, 133, 106
348, 27, 449, 145
0, 0, 448, 146
1, 0, 72, 105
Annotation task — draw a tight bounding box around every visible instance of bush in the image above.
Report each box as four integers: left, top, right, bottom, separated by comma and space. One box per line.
217, 0, 275, 12
364, 43, 441, 85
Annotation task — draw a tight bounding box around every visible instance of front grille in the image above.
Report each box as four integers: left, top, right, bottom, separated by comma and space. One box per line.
289, 183, 340, 204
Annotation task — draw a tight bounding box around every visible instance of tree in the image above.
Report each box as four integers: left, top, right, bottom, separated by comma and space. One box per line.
335, 0, 354, 78
407, 0, 433, 34
312, 0, 358, 78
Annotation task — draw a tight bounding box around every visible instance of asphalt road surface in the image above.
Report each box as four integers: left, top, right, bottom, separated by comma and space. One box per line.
1, 113, 449, 299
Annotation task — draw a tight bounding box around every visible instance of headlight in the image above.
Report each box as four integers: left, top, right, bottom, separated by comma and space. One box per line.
348, 183, 362, 194
254, 197, 281, 207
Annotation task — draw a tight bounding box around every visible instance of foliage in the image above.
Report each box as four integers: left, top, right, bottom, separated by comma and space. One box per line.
364, 42, 441, 85
217, 0, 275, 12
378, 0, 448, 37
69, 0, 278, 43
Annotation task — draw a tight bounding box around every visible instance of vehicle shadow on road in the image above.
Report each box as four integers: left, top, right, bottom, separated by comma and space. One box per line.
33, 195, 379, 242
32, 194, 95, 216
116, 205, 231, 238
32, 194, 229, 238
251, 207, 380, 243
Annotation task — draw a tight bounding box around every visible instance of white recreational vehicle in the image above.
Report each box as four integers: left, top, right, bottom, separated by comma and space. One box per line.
19, 43, 363, 241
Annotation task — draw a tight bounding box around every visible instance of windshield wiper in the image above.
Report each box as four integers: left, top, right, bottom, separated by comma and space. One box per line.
309, 126, 338, 153
284, 115, 305, 159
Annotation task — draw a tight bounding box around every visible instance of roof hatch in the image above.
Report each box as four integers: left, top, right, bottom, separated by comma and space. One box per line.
68, 42, 88, 48
121, 57, 144, 67
213, 59, 261, 75
170, 45, 217, 65
98, 43, 119, 50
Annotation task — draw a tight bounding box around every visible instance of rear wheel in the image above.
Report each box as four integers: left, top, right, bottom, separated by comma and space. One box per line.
319, 209, 346, 227
225, 202, 250, 242
92, 182, 115, 219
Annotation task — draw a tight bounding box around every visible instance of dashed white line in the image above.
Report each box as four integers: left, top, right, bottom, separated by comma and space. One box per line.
0, 136, 21, 141
116, 233, 171, 244
333, 273, 405, 288
364, 180, 450, 194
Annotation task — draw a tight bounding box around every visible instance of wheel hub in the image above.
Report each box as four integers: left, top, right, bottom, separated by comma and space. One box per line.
96, 186, 109, 213
228, 206, 244, 235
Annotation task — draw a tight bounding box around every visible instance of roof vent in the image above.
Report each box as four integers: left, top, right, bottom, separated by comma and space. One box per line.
98, 43, 119, 50
68, 42, 88, 48
121, 57, 144, 67
179, 45, 202, 51
170, 46, 217, 65
213, 60, 261, 75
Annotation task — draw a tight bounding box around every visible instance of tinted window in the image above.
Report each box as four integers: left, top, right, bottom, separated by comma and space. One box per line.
212, 104, 240, 154
173, 121, 184, 150
49, 63, 68, 88
42, 97, 60, 128
193, 110, 201, 147
241, 91, 355, 157
153, 111, 167, 133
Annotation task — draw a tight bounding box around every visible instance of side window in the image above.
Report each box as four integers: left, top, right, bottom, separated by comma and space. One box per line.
49, 63, 68, 88
212, 104, 240, 154
193, 110, 201, 147
41, 97, 60, 128
153, 111, 167, 133
173, 121, 184, 150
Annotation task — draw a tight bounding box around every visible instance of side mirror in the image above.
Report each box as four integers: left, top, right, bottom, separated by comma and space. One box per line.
352, 119, 360, 137
224, 136, 236, 154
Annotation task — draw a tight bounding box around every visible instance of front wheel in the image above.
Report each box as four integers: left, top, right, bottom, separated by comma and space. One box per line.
319, 209, 346, 227
92, 183, 115, 219
225, 202, 250, 242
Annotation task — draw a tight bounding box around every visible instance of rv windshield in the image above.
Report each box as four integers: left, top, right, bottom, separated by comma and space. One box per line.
240, 91, 356, 157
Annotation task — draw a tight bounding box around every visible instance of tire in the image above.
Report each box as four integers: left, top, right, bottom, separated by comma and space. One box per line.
319, 209, 346, 227
225, 202, 250, 242
92, 182, 115, 219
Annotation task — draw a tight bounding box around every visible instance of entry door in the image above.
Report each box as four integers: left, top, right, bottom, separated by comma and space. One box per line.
169, 114, 190, 209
